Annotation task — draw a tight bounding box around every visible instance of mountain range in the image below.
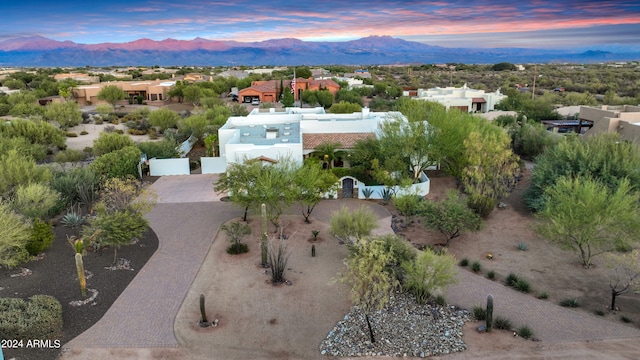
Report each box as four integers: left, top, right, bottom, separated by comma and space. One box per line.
0, 35, 639, 67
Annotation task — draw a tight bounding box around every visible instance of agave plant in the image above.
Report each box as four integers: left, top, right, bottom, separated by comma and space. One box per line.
61, 212, 85, 228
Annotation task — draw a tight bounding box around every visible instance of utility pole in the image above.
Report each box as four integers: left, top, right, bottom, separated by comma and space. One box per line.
531, 64, 537, 100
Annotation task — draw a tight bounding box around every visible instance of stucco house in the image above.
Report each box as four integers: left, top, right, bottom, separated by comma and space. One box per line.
579, 105, 640, 143
238, 78, 340, 103
406, 84, 506, 113
215, 107, 429, 198
72, 80, 176, 106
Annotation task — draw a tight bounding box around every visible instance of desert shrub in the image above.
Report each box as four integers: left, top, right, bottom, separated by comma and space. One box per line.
517, 242, 528, 251
66, 132, 78, 137
0, 118, 65, 149
393, 194, 424, 223
471, 261, 482, 273
401, 248, 457, 305
0, 203, 31, 268
473, 305, 487, 320
51, 167, 101, 207
594, 309, 605, 316
0, 295, 63, 340
148, 128, 158, 140
434, 295, 446, 306
127, 129, 147, 135
620, 315, 632, 323
0, 135, 47, 161
493, 317, 512, 330
87, 208, 148, 260
559, 298, 580, 308
10, 183, 60, 220
329, 205, 377, 244
514, 278, 531, 293
537, 292, 549, 299
80, 130, 88, 135
148, 107, 180, 132
487, 270, 496, 280
467, 193, 495, 218
459, 258, 469, 267
0, 150, 52, 196
505, 273, 520, 287
90, 146, 142, 179
226, 243, 249, 255
92, 132, 134, 156
54, 148, 85, 163
267, 239, 290, 284
137, 139, 179, 159
26, 219, 54, 255
517, 325, 534, 339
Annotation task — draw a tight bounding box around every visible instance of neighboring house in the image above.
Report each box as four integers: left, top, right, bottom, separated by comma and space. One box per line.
181, 73, 211, 83
72, 80, 176, 106
217, 70, 250, 79
407, 84, 507, 113
216, 106, 429, 198
0, 86, 21, 95
53, 73, 99, 83
238, 78, 340, 103
579, 105, 640, 143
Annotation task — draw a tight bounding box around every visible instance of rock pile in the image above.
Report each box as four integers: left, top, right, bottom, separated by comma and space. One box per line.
320, 292, 470, 357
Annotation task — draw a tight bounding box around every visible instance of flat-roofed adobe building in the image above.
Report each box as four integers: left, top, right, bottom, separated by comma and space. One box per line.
72, 80, 176, 106
580, 105, 640, 144
218, 107, 401, 166
407, 84, 506, 113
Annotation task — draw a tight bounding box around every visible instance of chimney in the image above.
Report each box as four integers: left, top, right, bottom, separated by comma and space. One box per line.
362, 107, 370, 118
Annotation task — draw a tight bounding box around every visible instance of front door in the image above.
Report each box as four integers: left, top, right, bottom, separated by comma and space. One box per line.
342, 178, 354, 198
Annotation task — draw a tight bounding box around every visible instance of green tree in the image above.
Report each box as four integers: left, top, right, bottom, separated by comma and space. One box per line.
97, 85, 126, 109
341, 236, 399, 343
537, 177, 640, 267
220, 221, 251, 254
329, 205, 378, 244
137, 139, 179, 159
183, 85, 203, 107
0, 135, 47, 161
524, 134, 640, 212
460, 129, 520, 216
510, 122, 557, 160
420, 190, 482, 247
148, 108, 180, 132
0, 118, 66, 149
316, 90, 334, 108
328, 101, 361, 114
92, 132, 135, 156
10, 183, 60, 220
294, 67, 312, 79
281, 88, 294, 107
401, 248, 458, 304
293, 161, 338, 223
378, 114, 433, 182
0, 203, 31, 268
43, 101, 82, 130
178, 114, 211, 142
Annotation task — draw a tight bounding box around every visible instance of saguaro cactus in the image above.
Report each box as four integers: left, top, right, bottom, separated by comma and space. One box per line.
261, 203, 268, 266
75, 253, 86, 297
199, 294, 210, 327
311, 244, 316, 257
486, 294, 494, 332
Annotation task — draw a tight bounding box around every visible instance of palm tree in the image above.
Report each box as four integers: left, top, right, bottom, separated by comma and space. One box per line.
313, 142, 343, 169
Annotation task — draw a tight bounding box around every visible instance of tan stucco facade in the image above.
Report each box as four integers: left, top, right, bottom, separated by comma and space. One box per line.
72, 80, 176, 106
580, 105, 640, 144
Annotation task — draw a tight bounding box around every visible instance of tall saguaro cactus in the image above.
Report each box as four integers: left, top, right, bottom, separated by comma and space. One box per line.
261, 203, 268, 267
486, 294, 494, 332
75, 253, 86, 297
199, 294, 210, 327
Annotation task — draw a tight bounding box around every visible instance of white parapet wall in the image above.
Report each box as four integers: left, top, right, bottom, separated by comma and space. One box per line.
149, 158, 190, 176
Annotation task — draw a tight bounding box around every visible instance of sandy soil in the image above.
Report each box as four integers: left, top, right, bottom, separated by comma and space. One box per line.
64, 122, 155, 151
170, 168, 640, 360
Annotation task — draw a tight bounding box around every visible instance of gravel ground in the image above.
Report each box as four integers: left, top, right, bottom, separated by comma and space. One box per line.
320, 292, 470, 358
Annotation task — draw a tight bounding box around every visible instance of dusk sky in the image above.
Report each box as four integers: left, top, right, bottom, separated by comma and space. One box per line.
2, 0, 640, 49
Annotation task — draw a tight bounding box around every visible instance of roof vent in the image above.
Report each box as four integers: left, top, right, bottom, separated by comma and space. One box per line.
281, 138, 289, 142
283, 132, 291, 136
265, 127, 279, 139
243, 133, 250, 137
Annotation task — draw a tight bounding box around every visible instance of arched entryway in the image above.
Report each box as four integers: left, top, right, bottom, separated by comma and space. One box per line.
342, 178, 354, 198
